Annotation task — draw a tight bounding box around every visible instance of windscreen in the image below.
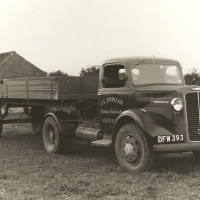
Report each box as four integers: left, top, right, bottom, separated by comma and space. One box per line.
131, 64, 183, 85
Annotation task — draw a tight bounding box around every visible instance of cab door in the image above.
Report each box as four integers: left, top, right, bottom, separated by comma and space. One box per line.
98, 64, 129, 134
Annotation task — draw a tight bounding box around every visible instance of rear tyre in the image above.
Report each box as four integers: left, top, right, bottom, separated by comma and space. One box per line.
115, 123, 154, 173
43, 116, 66, 154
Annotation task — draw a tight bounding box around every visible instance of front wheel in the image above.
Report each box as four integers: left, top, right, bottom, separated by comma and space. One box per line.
115, 123, 154, 173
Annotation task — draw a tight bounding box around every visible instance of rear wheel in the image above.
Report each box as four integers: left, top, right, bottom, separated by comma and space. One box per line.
43, 116, 66, 154
43, 116, 73, 154
115, 123, 154, 173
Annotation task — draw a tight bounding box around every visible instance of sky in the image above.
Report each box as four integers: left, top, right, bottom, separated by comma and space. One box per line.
0, 0, 200, 76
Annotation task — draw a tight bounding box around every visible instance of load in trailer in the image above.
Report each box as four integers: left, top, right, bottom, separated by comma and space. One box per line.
1, 57, 200, 173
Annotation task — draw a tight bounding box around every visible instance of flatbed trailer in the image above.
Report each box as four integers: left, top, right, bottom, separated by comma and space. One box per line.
0, 76, 98, 100
0, 76, 99, 134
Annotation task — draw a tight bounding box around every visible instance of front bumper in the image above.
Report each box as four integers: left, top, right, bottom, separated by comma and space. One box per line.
153, 142, 200, 152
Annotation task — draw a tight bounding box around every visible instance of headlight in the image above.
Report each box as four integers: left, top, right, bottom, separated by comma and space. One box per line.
171, 98, 183, 112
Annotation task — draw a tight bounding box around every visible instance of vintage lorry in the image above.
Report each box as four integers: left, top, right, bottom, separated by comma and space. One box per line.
0, 57, 200, 173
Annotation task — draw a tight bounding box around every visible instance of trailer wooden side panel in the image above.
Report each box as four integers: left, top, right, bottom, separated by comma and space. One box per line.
0, 76, 99, 100
57, 76, 98, 100
0, 77, 58, 99
82, 76, 100, 99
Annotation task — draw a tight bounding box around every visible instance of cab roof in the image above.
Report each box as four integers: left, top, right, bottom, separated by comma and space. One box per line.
102, 57, 180, 66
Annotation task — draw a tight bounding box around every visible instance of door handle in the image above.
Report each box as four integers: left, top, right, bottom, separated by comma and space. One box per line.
97, 93, 102, 96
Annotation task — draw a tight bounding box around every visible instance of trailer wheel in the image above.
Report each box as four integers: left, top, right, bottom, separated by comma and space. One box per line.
192, 151, 200, 160
115, 123, 154, 173
43, 116, 65, 154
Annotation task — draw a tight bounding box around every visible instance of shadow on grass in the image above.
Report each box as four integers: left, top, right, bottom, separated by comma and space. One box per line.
152, 152, 200, 174
1, 124, 200, 174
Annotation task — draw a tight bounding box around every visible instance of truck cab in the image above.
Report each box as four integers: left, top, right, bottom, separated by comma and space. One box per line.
95, 57, 200, 172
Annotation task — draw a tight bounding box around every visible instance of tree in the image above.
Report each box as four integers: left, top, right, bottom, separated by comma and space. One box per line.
48, 70, 69, 76
80, 65, 100, 76
184, 68, 200, 85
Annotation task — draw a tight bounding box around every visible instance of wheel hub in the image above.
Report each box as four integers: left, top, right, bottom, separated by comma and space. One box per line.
122, 136, 140, 164
49, 130, 55, 141
124, 143, 134, 156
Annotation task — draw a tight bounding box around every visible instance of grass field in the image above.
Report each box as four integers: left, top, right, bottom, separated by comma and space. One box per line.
0, 123, 200, 200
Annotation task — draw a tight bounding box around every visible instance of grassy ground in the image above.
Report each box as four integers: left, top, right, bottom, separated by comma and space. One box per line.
0, 123, 200, 200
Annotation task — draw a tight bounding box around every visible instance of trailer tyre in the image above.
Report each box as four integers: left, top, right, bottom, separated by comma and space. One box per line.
115, 123, 154, 173
43, 116, 65, 154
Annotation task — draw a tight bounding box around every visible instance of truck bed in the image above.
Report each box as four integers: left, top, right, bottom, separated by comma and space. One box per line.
0, 76, 99, 100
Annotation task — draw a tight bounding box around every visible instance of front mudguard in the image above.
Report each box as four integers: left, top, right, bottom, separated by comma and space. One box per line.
112, 109, 180, 143
44, 111, 74, 136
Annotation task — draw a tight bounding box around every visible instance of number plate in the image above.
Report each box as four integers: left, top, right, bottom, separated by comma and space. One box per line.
157, 135, 184, 144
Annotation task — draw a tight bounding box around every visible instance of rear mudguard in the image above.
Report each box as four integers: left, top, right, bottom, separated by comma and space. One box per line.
44, 111, 74, 136
112, 108, 180, 143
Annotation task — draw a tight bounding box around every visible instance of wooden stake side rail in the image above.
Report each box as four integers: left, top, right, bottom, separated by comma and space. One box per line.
0, 76, 99, 101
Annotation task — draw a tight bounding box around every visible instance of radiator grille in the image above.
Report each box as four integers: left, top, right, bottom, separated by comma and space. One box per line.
185, 92, 200, 141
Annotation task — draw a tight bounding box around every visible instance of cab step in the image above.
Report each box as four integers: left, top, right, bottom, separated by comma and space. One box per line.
91, 139, 112, 146
91, 133, 112, 146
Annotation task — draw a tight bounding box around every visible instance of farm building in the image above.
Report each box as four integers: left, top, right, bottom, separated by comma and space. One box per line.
0, 51, 47, 79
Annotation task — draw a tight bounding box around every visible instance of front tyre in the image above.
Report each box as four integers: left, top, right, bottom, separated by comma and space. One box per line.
43, 116, 65, 154
115, 123, 154, 173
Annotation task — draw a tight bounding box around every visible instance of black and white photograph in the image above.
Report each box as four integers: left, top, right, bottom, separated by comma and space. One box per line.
0, 0, 200, 199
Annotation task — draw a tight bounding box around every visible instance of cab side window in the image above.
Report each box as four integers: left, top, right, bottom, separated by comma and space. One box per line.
102, 65, 126, 88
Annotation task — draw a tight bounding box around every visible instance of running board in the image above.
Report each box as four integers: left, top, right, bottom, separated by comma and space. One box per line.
91, 140, 112, 147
